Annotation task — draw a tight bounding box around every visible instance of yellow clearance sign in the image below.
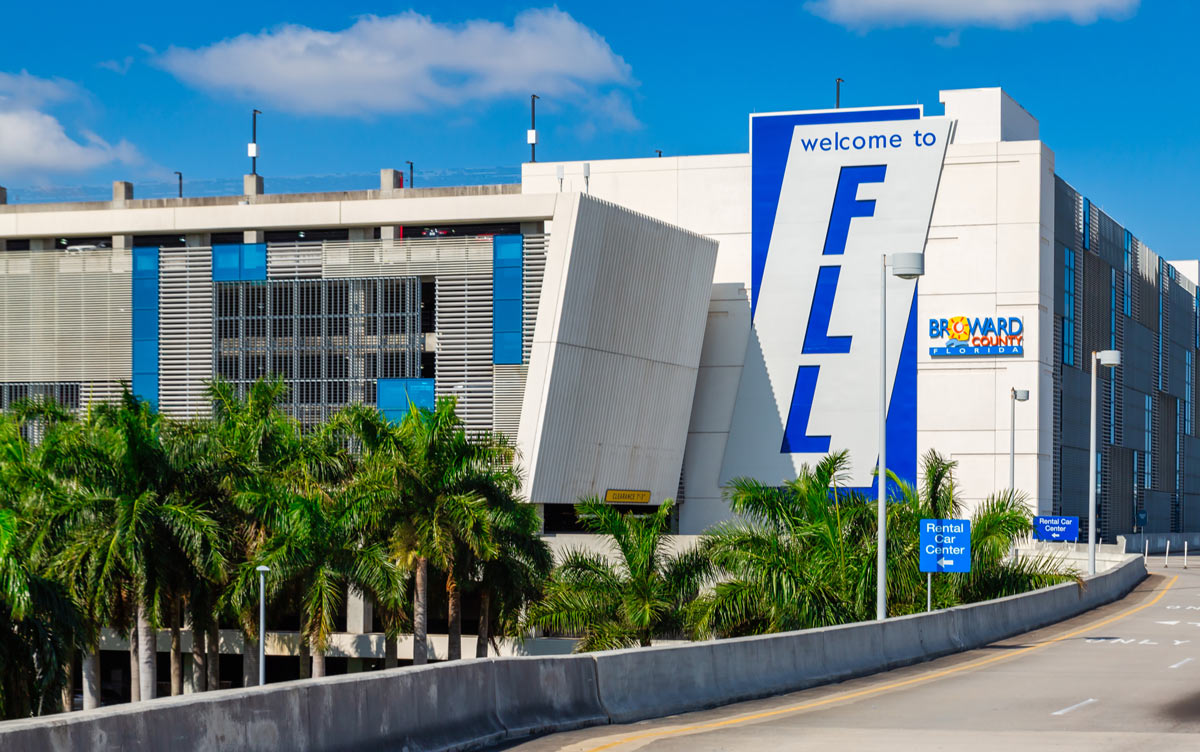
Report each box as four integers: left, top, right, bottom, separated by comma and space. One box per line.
604, 489, 651, 504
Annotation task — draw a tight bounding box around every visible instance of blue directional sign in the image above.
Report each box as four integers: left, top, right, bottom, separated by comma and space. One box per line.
1034, 515, 1079, 542
920, 519, 971, 573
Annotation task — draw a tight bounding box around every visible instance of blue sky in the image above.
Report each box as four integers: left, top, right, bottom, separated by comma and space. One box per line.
2, 0, 1196, 258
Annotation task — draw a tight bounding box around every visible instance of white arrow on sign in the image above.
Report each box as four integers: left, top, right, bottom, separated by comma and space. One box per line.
1051, 533, 1060, 538
937, 558, 954, 567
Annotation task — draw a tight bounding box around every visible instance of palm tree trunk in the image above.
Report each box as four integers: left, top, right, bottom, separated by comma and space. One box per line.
243, 631, 259, 687
475, 591, 490, 658
170, 600, 184, 696
129, 625, 140, 703
311, 647, 326, 678
413, 556, 428, 665
137, 598, 157, 700
60, 649, 74, 712
447, 574, 462, 661
206, 621, 220, 691
297, 640, 310, 679
82, 648, 101, 710
384, 633, 398, 669
191, 620, 207, 693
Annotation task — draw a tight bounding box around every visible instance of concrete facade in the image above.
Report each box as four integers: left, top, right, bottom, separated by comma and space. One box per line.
524, 87, 1200, 540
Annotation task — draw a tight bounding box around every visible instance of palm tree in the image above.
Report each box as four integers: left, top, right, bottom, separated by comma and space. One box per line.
64, 389, 225, 701
233, 475, 399, 677
691, 452, 863, 637
346, 398, 497, 663
694, 450, 1079, 637
526, 498, 708, 651
464, 482, 551, 657
0, 411, 85, 718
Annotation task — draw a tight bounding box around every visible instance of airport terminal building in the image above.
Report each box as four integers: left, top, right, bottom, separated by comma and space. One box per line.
1, 87, 1197, 544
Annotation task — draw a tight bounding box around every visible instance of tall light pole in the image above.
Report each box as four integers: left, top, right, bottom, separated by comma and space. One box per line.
405, 160, 414, 189
529, 94, 540, 163
836, 77, 844, 108
255, 565, 269, 686
174, 171, 183, 198
1089, 350, 1121, 575
250, 109, 262, 175
1010, 388, 1029, 490
878, 252, 924, 620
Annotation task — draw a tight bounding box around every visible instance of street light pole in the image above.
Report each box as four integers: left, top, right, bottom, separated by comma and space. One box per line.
255, 565, 269, 686
878, 252, 924, 621
1010, 388, 1029, 490
1089, 350, 1122, 575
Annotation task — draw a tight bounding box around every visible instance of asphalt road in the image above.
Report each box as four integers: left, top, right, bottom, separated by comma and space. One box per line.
501, 556, 1200, 751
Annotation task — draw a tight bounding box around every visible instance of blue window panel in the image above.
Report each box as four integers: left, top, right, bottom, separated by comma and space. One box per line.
1083, 198, 1091, 250
132, 308, 159, 339
377, 378, 436, 417
241, 243, 267, 281
213, 244, 242, 281
133, 247, 159, 277
131, 372, 158, 408
493, 234, 523, 266
493, 332, 523, 364
492, 235, 523, 365
494, 265, 522, 293
132, 280, 158, 311
132, 339, 158, 373
494, 298, 522, 332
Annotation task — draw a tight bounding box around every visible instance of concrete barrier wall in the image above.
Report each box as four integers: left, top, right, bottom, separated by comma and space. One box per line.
1119, 532, 1200, 555
0, 555, 1146, 751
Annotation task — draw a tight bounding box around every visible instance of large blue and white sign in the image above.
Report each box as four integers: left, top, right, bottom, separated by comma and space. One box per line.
920, 519, 971, 573
1033, 516, 1079, 542
722, 106, 952, 491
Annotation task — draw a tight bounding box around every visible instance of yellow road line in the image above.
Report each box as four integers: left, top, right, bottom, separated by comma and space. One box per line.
583, 575, 1179, 752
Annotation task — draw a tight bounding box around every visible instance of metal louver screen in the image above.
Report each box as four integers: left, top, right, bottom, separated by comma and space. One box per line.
0, 249, 131, 383
323, 237, 492, 278
213, 277, 421, 426
522, 233, 548, 363
160, 246, 213, 418
436, 274, 493, 434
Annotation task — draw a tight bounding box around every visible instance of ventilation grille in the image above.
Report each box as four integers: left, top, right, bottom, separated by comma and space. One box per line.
323, 237, 493, 278
492, 364, 527, 440
0, 249, 131, 382
160, 246, 213, 418
435, 274, 493, 434
268, 242, 322, 280
522, 233, 548, 364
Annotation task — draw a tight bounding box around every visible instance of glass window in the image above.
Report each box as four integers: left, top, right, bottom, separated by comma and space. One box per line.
1063, 248, 1076, 367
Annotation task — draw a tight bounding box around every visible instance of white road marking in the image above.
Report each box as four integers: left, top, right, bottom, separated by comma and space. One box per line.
1052, 698, 1098, 716
1157, 620, 1181, 625
1169, 657, 1194, 669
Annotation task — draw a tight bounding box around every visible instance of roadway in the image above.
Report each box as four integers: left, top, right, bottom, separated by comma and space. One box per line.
500, 556, 1200, 751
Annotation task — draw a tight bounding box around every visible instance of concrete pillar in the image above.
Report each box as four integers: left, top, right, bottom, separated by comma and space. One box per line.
348, 227, 372, 242
30, 238, 53, 251
113, 234, 133, 250
112, 181, 133, 202
346, 587, 373, 635
380, 168, 403, 192
243, 174, 264, 196
243, 230, 264, 245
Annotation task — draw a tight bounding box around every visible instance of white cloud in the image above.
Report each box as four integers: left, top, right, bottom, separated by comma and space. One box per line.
933, 29, 961, 47
156, 9, 636, 126
806, 0, 1139, 28
0, 71, 139, 173
98, 56, 134, 75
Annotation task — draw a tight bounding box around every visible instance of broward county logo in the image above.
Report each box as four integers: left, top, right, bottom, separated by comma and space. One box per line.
929, 316, 1024, 357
